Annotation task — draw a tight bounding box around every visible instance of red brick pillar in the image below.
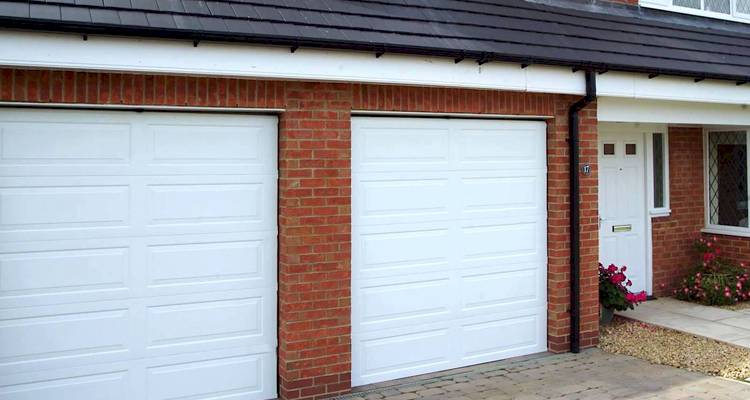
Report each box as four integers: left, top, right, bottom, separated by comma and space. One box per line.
277, 82, 353, 400
547, 97, 599, 352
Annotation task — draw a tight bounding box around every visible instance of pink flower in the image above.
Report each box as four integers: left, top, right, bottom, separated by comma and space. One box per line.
610, 273, 626, 284
626, 280, 632, 287
607, 264, 617, 273
621, 266, 627, 272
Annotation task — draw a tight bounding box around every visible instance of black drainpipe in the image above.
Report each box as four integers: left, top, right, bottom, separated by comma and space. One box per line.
568, 70, 596, 354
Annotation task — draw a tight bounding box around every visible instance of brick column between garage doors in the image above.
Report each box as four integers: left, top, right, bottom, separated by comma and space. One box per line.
278, 82, 354, 400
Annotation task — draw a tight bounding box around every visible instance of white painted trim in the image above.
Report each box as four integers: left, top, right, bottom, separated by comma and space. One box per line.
6, 31, 750, 105
703, 227, 750, 238
598, 97, 750, 125
0, 101, 285, 113
645, 129, 671, 217
0, 30, 586, 95
598, 73, 750, 106
351, 110, 553, 119
646, 208, 655, 296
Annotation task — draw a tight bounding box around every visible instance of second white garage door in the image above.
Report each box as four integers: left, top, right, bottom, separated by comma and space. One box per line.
352, 117, 548, 386
0, 109, 277, 399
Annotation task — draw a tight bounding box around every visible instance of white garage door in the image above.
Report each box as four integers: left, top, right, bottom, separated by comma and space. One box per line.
0, 109, 277, 400
352, 117, 548, 386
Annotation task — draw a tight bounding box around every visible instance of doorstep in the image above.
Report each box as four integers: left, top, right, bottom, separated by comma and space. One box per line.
617, 297, 750, 348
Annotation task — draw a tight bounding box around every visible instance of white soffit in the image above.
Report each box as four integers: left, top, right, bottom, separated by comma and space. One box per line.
598, 71, 750, 106
3, 31, 750, 105
599, 96, 750, 125
0, 30, 585, 95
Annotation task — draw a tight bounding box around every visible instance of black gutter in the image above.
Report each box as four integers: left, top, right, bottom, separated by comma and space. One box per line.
568, 70, 596, 354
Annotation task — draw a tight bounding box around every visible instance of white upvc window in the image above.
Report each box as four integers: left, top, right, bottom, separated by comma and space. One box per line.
647, 130, 671, 216
703, 128, 750, 236
641, 0, 750, 23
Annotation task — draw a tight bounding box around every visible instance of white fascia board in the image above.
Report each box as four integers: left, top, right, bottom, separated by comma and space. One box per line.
0, 30, 587, 95
598, 71, 750, 106
599, 96, 750, 125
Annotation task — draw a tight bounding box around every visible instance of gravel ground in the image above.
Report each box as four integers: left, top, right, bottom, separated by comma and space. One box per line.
721, 301, 750, 311
600, 317, 750, 381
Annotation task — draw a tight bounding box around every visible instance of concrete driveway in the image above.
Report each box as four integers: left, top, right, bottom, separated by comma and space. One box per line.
337, 349, 750, 400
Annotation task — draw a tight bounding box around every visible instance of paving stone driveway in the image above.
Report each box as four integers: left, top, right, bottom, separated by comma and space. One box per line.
336, 349, 750, 400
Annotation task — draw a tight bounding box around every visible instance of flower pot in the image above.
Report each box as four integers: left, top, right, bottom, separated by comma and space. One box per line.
600, 306, 615, 325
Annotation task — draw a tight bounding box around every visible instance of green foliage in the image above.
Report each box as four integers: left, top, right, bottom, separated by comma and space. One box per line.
674, 237, 749, 306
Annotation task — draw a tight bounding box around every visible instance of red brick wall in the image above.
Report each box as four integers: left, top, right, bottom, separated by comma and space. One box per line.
708, 234, 750, 267
0, 68, 599, 399
651, 127, 705, 296
547, 101, 600, 350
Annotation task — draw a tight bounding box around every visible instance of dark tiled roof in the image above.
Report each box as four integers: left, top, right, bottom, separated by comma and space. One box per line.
1, 0, 750, 82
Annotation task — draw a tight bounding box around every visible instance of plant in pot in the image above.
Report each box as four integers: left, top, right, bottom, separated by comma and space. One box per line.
599, 263, 647, 325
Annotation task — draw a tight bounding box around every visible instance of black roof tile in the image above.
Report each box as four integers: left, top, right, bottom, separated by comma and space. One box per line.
1, 0, 750, 82
90, 8, 120, 24
29, 3, 60, 19
60, 5, 91, 21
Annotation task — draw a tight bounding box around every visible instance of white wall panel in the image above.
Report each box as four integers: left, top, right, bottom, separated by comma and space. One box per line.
0, 109, 277, 400
352, 117, 547, 386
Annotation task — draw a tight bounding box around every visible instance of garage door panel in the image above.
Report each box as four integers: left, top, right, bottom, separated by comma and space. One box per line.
459, 266, 544, 316
0, 348, 275, 400
0, 300, 135, 375
0, 111, 277, 177
0, 246, 131, 308
0, 288, 274, 375
0, 231, 275, 309
460, 220, 542, 261
146, 353, 268, 400
354, 273, 452, 332
0, 182, 131, 237
456, 124, 546, 170
352, 121, 451, 174
0, 109, 277, 399
353, 323, 453, 386
0, 120, 132, 166
145, 234, 275, 296
1, 175, 276, 243
0, 367, 132, 400
356, 224, 451, 274
353, 117, 546, 386
354, 175, 451, 226
355, 171, 544, 226
459, 173, 544, 220
144, 288, 275, 358
457, 311, 545, 364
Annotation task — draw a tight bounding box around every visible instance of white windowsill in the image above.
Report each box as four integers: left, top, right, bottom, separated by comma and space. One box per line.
702, 226, 750, 238
650, 209, 672, 218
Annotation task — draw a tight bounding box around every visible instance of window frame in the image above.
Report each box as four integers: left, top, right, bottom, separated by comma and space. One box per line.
641, 0, 750, 24
702, 128, 750, 237
646, 129, 671, 217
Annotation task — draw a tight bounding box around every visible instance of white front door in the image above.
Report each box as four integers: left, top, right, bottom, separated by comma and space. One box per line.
0, 108, 278, 400
598, 128, 648, 294
351, 117, 547, 386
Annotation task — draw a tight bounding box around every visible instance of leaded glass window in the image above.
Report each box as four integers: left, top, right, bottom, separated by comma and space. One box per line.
708, 131, 748, 228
